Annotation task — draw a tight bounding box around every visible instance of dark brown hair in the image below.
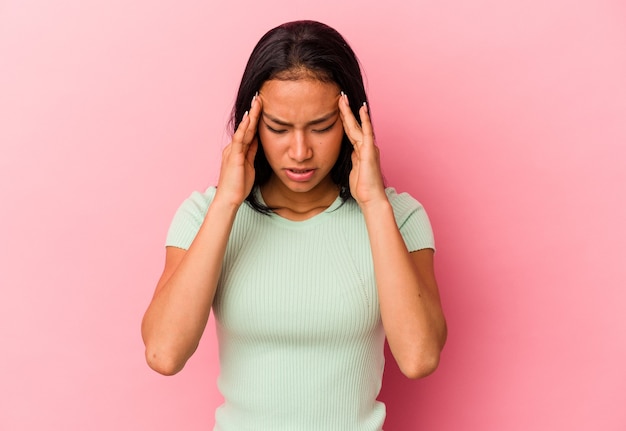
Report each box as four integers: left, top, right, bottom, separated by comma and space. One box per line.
230, 20, 369, 213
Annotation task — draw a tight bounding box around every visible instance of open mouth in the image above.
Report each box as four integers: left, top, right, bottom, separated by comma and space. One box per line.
285, 168, 316, 181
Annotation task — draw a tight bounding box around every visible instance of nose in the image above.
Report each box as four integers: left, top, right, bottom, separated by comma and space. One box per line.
288, 130, 313, 162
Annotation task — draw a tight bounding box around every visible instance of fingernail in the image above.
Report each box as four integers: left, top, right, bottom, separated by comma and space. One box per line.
243, 110, 249, 119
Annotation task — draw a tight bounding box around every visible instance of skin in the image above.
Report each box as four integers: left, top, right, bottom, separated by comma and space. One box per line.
141, 77, 447, 378
258, 78, 344, 219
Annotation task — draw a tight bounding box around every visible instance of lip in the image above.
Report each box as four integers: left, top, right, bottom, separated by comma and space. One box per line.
284, 168, 316, 182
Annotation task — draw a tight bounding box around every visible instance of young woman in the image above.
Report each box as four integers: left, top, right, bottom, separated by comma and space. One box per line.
142, 20, 447, 430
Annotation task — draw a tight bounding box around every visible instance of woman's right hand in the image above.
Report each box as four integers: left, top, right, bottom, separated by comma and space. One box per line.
215, 95, 262, 207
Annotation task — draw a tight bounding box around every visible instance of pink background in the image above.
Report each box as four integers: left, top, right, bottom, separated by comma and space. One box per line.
1, 0, 625, 429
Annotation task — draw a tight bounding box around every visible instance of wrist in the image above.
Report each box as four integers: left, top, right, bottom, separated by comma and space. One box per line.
210, 191, 243, 215
358, 195, 393, 218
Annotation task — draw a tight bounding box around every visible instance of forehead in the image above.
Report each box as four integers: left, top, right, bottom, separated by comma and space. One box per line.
259, 79, 340, 120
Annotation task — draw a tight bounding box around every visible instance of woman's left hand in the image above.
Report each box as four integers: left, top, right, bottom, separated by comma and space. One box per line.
338, 93, 387, 208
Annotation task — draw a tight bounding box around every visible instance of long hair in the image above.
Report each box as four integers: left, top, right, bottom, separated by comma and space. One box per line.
230, 20, 370, 213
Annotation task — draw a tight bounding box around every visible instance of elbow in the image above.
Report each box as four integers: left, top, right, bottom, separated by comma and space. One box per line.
144, 347, 187, 376
398, 350, 441, 379
142, 331, 192, 376
141, 318, 193, 376
400, 320, 448, 379
395, 331, 446, 380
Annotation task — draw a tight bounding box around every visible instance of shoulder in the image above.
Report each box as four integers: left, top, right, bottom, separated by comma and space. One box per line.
178, 186, 218, 215
384, 187, 435, 251
385, 187, 427, 225
165, 186, 217, 249
385, 187, 423, 206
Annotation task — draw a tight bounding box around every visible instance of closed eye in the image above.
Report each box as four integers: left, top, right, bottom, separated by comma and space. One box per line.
312, 120, 338, 134
265, 124, 287, 134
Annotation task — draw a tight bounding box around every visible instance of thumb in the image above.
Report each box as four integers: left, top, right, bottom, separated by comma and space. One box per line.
246, 137, 258, 166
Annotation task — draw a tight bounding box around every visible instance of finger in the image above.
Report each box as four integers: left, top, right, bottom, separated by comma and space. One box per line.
351, 150, 359, 165
338, 92, 364, 146
231, 110, 251, 152
359, 102, 374, 142
246, 136, 258, 166
231, 93, 261, 153
242, 94, 262, 145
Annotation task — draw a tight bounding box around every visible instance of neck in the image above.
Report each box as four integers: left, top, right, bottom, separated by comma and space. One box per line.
261, 176, 339, 221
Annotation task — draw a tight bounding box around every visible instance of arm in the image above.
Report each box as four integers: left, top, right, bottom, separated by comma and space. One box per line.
339, 94, 446, 379
362, 201, 447, 379
141, 96, 262, 375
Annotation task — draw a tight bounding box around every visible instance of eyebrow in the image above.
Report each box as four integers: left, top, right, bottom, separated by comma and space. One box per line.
262, 110, 339, 127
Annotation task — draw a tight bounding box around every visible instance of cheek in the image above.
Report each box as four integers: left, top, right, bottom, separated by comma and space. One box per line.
321, 129, 345, 158
258, 127, 270, 145
258, 129, 280, 157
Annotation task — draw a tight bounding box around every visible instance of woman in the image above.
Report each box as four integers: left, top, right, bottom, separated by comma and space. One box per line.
142, 20, 447, 430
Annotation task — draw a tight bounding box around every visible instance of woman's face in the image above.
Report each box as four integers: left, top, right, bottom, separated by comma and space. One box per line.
258, 78, 344, 200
